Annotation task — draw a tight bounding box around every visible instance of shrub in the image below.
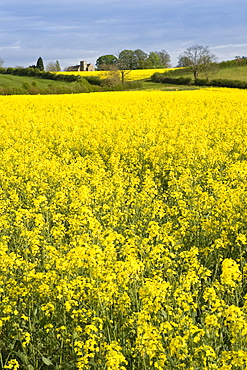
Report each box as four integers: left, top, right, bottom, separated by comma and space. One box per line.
151, 72, 164, 83
84, 76, 102, 85
55, 74, 80, 82
26, 68, 41, 77
210, 79, 247, 88
6, 67, 15, 74
40, 71, 55, 80
194, 78, 210, 86
151, 74, 192, 85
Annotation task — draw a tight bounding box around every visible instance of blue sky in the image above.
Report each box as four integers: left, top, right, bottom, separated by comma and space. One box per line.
0, 0, 247, 69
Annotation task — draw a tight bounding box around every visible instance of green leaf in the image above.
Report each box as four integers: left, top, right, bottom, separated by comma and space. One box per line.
42, 356, 53, 366
14, 351, 29, 365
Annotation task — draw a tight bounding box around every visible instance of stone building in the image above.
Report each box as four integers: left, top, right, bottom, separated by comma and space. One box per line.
67, 61, 95, 72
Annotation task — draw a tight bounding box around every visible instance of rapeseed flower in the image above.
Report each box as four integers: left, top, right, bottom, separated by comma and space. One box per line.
0, 88, 247, 369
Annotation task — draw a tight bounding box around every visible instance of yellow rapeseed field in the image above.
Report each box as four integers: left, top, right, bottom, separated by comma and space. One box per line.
60, 68, 176, 80
1, 88, 247, 369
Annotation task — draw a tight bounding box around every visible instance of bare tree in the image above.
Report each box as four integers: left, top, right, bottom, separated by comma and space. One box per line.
155, 50, 171, 68
0, 57, 4, 67
177, 45, 217, 80
46, 60, 61, 72
116, 50, 136, 83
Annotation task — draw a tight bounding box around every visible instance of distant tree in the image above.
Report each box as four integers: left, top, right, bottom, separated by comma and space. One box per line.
177, 56, 190, 67
117, 50, 137, 69
0, 57, 4, 67
177, 45, 217, 80
36, 57, 44, 71
55, 60, 61, 71
96, 55, 118, 70
146, 52, 163, 68
155, 50, 171, 67
46, 60, 61, 72
117, 50, 137, 82
134, 49, 148, 69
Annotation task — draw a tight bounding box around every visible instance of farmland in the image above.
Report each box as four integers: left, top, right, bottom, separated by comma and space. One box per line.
58, 68, 179, 81
1, 88, 247, 369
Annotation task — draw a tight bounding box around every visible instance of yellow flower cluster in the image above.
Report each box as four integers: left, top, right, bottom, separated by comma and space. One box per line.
0, 88, 247, 369
60, 68, 176, 80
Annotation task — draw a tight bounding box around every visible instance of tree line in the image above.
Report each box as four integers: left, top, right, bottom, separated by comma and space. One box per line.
1, 45, 247, 83
96, 49, 171, 70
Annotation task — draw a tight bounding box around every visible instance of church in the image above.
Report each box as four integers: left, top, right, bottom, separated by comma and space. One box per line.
67, 61, 95, 72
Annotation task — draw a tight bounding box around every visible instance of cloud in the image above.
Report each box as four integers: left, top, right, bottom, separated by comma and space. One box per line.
212, 43, 247, 50
1, 0, 247, 68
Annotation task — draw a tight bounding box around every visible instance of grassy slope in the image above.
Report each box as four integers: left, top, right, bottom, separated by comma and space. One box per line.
0, 74, 66, 88
0, 73, 192, 93
176, 65, 247, 81
0, 74, 93, 94
1, 64, 247, 94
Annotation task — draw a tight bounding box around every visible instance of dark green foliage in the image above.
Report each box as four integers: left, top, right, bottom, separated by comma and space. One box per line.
36, 57, 44, 71
210, 78, 247, 88
26, 68, 42, 77
40, 71, 56, 80
150, 72, 163, 83
6, 67, 15, 74
151, 73, 192, 85
96, 55, 118, 70
194, 78, 210, 86
151, 71, 247, 89
83, 76, 102, 85
55, 74, 80, 82
219, 58, 247, 68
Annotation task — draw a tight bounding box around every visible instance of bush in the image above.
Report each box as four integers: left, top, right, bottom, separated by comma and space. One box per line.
6, 67, 15, 74
151, 72, 165, 83
151, 73, 192, 85
210, 79, 247, 88
84, 76, 102, 85
194, 78, 210, 86
26, 68, 41, 77
40, 71, 55, 80
176, 77, 192, 85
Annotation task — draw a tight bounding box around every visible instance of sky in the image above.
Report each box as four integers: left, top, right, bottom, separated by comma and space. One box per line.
0, 0, 247, 69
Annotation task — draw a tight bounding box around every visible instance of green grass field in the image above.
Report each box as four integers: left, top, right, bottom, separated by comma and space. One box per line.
1, 64, 247, 94
0, 73, 198, 94
141, 80, 200, 90
176, 64, 247, 81
0, 74, 94, 94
